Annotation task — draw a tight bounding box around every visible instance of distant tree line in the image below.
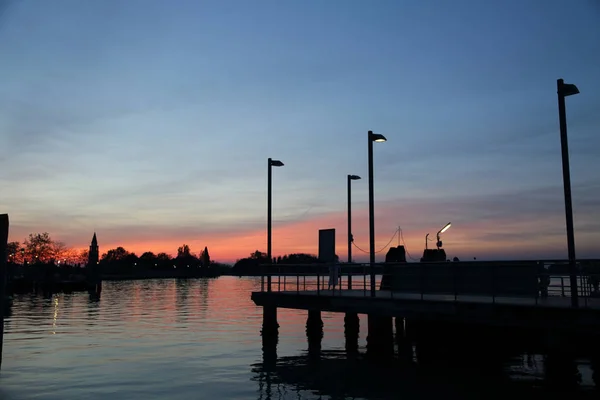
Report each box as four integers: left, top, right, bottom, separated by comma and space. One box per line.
7, 233, 231, 277
8, 232, 348, 278
231, 250, 339, 275
7, 233, 87, 265
99, 244, 221, 275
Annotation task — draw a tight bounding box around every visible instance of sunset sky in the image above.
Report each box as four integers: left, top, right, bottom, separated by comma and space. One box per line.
1, 0, 599, 263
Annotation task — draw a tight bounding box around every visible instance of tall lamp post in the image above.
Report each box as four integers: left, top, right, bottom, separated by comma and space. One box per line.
267, 157, 284, 292
368, 130, 387, 297
557, 78, 580, 308
347, 174, 361, 289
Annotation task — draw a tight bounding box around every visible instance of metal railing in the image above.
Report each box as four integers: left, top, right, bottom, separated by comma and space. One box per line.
258, 260, 600, 308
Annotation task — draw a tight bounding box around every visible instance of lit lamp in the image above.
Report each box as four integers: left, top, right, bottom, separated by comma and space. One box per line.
557, 78, 580, 308
347, 174, 361, 289
267, 157, 284, 292
436, 222, 451, 250
368, 130, 387, 297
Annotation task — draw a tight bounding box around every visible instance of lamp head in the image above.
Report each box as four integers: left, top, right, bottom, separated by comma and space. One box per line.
269, 159, 284, 167
558, 79, 580, 97
438, 222, 452, 235
368, 131, 387, 143
348, 175, 361, 180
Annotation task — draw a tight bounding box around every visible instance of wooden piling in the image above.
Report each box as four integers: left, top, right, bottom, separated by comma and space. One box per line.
261, 305, 279, 339
344, 313, 360, 354
366, 315, 394, 358
306, 310, 323, 357
344, 312, 359, 331
0, 214, 9, 370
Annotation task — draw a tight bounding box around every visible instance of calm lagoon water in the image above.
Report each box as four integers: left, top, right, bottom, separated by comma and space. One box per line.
0, 277, 596, 399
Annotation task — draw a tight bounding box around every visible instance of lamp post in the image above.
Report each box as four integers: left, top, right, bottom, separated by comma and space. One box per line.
267, 158, 284, 292
368, 130, 387, 297
347, 174, 361, 289
557, 78, 580, 308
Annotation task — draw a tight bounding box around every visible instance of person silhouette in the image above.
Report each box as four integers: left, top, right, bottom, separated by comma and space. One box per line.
328, 263, 339, 291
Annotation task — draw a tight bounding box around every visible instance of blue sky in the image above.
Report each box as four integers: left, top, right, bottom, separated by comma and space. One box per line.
1, 0, 599, 262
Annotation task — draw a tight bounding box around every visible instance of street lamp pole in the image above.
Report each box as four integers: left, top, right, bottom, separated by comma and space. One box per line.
368, 130, 387, 297
557, 78, 580, 308
267, 158, 284, 292
347, 174, 361, 289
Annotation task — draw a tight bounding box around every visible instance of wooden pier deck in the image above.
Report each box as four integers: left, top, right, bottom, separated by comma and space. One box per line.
251, 261, 600, 333
253, 289, 600, 332
254, 289, 600, 309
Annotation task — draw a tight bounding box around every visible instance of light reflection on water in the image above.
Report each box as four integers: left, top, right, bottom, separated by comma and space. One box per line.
0, 277, 596, 400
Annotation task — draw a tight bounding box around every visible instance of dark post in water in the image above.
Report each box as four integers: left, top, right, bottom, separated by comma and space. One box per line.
0, 214, 9, 369
557, 78, 580, 308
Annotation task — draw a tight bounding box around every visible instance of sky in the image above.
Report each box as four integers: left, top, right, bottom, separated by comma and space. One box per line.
1, 0, 599, 263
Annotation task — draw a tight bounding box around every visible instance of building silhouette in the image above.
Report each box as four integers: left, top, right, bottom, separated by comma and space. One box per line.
88, 232, 99, 267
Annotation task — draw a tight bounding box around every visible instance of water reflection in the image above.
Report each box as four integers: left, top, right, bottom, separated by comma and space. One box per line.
88, 288, 101, 303
251, 314, 600, 400
198, 278, 209, 319
175, 279, 190, 324
258, 328, 279, 400
51, 295, 59, 334
252, 349, 599, 400
1, 277, 599, 400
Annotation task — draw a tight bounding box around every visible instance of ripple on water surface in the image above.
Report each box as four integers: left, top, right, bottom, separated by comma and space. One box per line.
0, 277, 597, 400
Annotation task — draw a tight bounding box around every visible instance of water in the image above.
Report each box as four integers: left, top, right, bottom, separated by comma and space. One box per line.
0, 277, 597, 399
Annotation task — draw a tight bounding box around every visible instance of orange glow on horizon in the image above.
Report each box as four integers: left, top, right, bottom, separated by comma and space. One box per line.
9, 203, 598, 264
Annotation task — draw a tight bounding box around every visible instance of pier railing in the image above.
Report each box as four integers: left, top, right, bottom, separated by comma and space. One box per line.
258, 259, 600, 308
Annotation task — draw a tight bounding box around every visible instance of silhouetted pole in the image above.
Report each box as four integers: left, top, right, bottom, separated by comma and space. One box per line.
368, 134, 375, 297
267, 159, 272, 292
0, 214, 9, 370
368, 131, 386, 297
557, 78, 580, 308
267, 158, 284, 292
347, 174, 361, 290
348, 175, 352, 265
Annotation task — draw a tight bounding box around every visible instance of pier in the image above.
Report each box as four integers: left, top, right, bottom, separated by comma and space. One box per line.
251, 260, 600, 381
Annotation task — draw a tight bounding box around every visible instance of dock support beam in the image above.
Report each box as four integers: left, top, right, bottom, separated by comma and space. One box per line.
306, 310, 323, 357
344, 313, 360, 354
395, 317, 412, 361
261, 305, 279, 339
366, 315, 393, 358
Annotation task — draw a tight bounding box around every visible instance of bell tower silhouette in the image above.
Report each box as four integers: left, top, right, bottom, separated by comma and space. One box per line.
88, 232, 99, 267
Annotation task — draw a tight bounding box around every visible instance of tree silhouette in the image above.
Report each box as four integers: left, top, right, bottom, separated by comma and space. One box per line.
250, 250, 267, 260
23, 232, 68, 263
177, 244, 191, 258
101, 247, 130, 263
7, 241, 19, 261
200, 246, 211, 267
77, 249, 89, 265
156, 252, 171, 262
139, 252, 157, 268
